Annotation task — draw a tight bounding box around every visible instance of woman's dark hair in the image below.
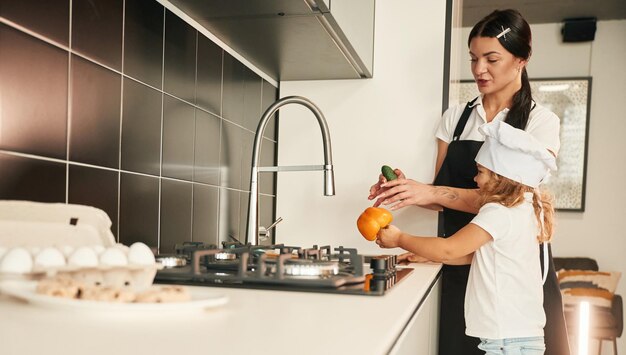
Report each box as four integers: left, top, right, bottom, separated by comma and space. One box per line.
468, 9, 533, 130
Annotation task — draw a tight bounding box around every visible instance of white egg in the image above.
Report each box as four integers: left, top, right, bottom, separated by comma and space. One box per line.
112, 243, 130, 254
0, 247, 33, 274
0, 247, 7, 260
131, 268, 157, 292
99, 247, 128, 266
127, 242, 155, 266
58, 245, 75, 258
68, 246, 99, 267
91, 245, 105, 255
34, 247, 66, 268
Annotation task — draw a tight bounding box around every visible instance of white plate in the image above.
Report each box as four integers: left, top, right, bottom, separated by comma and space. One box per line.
0, 281, 228, 312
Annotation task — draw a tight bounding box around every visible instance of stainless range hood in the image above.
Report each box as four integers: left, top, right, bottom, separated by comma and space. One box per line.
164, 0, 374, 81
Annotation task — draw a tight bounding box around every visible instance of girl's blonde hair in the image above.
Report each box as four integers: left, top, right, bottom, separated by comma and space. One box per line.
478, 169, 555, 243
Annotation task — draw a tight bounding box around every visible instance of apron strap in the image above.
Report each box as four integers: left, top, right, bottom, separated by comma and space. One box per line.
452, 97, 479, 141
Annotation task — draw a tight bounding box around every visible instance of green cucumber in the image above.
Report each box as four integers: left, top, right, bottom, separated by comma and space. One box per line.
381, 165, 398, 181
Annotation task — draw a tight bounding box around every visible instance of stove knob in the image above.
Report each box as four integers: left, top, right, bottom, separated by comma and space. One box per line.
370, 256, 389, 273
388, 254, 397, 269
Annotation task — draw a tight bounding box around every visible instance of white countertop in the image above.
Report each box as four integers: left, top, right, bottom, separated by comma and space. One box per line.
0, 262, 441, 355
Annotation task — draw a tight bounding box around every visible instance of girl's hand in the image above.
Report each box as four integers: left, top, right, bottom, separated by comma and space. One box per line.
375, 225, 402, 248
368, 168, 406, 206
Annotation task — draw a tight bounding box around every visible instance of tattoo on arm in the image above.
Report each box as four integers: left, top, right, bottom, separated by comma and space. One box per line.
435, 186, 459, 201
433, 187, 481, 212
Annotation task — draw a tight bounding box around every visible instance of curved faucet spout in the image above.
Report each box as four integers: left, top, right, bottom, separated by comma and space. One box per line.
246, 96, 335, 245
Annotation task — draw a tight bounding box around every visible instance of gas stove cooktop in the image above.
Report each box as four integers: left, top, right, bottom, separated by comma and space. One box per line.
153, 242, 412, 296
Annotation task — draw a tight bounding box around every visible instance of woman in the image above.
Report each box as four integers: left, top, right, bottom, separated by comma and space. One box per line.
368, 9, 570, 355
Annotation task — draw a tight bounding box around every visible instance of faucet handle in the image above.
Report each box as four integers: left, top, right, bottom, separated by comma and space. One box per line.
259, 217, 283, 243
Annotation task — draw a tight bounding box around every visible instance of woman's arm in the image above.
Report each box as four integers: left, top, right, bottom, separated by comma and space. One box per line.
377, 224, 491, 263
374, 180, 482, 214
369, 138, 482, 213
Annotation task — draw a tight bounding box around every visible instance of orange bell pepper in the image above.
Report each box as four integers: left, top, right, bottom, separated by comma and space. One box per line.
357, 207, 393, 241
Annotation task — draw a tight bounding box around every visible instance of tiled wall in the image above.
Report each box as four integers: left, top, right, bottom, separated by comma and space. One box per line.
0, 0, 278, 253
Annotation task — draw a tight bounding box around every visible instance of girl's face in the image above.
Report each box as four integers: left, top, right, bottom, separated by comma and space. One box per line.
469, 36, 526, 95
474, 164, 491, 189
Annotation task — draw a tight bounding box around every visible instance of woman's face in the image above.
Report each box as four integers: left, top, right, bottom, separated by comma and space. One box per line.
469, 36, 526, 95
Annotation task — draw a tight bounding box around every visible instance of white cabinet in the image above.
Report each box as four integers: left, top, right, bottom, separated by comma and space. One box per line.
317, 0, 376, 77
166, 0, 376, 80
389, 276, 441, 355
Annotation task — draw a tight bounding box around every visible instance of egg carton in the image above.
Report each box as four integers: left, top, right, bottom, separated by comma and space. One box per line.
0, 200, 116, 248
0, 201, 159, 292
0, 243, 161, 292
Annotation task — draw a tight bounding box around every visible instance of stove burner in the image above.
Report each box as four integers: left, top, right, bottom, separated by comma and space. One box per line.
155, 254, 187, 268
282, 259, 339, 277
214, 252, 237, 261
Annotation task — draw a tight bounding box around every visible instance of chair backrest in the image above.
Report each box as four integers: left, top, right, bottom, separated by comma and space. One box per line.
553, 257, 599, 271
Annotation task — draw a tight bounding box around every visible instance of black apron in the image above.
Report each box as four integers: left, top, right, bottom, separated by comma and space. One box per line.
433, 99, 570, 355
433, 98, 484, 355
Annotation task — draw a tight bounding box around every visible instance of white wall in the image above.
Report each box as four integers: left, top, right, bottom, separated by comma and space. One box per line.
460, 20, 626, 354
276, 0, 447, 255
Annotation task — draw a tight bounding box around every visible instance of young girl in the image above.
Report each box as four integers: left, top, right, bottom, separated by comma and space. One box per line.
376, 119, 556, 355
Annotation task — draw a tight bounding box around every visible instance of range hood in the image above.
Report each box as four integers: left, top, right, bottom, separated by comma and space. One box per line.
164, 0, 374, 81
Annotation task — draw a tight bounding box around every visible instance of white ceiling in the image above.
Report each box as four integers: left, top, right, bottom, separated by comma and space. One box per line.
462, 0, 626, 26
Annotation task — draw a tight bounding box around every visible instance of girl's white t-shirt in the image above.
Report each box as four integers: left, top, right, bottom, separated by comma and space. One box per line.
435, 96, 561, 156
465, 192, 546, 339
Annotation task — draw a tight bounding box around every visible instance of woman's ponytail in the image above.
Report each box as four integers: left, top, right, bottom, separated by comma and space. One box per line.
507, 68, 533, 130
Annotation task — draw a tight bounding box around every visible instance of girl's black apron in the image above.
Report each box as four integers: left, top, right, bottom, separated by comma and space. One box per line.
433, 99, 570, 355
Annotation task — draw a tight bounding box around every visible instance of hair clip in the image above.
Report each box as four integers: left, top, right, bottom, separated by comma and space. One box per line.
496, 26, 511, 40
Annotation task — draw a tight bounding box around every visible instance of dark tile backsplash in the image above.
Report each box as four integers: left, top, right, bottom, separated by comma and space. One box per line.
0, 0, 69, 46
123, 0, 164, 89
0, 23, 68, 159
69, 54, 122, 168
222, 53, 246, 126
0, 153, 66, 203
0, 0, 278, 253
72, 0, 123, 70
68, 165, 119, 235
119, 172, 159, 247
163, 10, 196, 103
159, 179, 192, 254
196, 35, 222, 115
121, 77, 163, 176
192, 184, 219, 246
162, 94, 195, 181
193, 110, 221, 185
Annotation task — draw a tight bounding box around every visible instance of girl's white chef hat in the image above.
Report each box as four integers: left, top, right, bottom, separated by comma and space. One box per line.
475, 120, 557, 188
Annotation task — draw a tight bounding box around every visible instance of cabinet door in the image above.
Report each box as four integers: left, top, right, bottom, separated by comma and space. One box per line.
319, 0, 375, 76
389, 276, 441, 355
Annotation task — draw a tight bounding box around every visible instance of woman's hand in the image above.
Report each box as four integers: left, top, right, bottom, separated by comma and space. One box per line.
375, 225, 402, 248
372, 178, 439, 211
368, 168, 406, 204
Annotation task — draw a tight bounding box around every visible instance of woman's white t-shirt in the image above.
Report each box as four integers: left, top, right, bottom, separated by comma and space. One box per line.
435, 95, 561, 156
465, 192, 546, 339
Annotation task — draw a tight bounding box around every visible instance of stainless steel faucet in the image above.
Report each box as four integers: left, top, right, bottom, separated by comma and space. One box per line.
245, 96, 335, 245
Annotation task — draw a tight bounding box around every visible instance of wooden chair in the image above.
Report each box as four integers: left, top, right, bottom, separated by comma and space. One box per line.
554, 257, 623, 354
